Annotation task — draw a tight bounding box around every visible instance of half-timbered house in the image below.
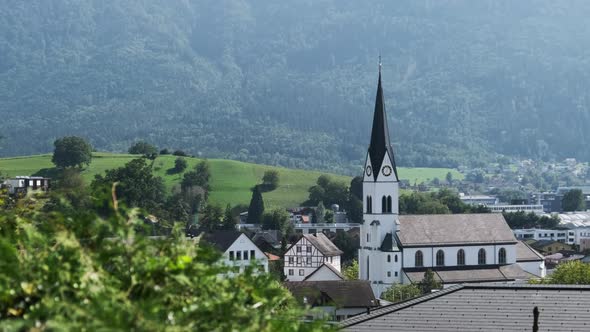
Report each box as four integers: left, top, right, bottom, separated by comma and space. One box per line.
284, 233, 343, 281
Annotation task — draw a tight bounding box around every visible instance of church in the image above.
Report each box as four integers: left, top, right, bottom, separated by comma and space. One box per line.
358, 65, 545, 297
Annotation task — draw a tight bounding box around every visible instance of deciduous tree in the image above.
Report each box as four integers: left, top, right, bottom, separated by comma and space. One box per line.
51, 136, 93, 168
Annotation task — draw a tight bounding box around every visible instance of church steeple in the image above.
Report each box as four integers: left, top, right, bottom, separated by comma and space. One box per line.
367, 60, 398, 181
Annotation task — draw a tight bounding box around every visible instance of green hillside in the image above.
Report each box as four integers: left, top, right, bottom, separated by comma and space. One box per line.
0, 153, 461, 208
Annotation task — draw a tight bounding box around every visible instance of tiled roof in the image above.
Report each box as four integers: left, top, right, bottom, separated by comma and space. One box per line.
303, 233, 343, 256
516, 241, 544, 262
284, 280, 378, 308
199, 230, 243, 252
341, 284, 590, 331
403, 264, 532, 284
379, 233, 399, 252
397, 214, 516, 247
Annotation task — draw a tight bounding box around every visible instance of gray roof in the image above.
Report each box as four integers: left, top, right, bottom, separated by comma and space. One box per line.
403, 264, 532, 284
397, 214, 516, 247
303, 233, 343, 256
516, 241, 544, 262
199, 230, 244, 252
284, 280, 378, 308
342, 284, 590, 331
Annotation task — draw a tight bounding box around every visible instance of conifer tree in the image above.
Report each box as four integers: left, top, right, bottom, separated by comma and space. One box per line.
247, 185, 264, 224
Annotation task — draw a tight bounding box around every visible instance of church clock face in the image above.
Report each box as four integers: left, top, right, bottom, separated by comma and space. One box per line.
382, 165, 392, 176
366, 165, 372, 176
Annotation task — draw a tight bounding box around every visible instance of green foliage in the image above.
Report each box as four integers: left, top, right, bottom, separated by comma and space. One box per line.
173, 157, 188, 173
247, 186, 265, 224
222, 204, 237, 230
315, 202, 326, 223
199, 204, 224, 231
533, 261, 590, 284
381, 283, 422, 303
324, 210, 334, 223
562, 189, 586, 212
51, 136, 93, 168
420, 269, 442, 294
262, 170, 280, 191
342, 260, 359, 280
92, 158, 166, 212
307, 176, 348, 207
332, 231, 359, 263
128, 141, 158, 158
503, 211, 559, 229
0, 191, 329, 331
400, 189, 488, 215
261, 209, 292, 238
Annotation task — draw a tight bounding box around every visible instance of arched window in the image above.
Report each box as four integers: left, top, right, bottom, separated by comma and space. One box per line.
366, 196, 372, 214
382, 196, 387, 213
457, 249, 465, 266
498, 248, 507, 264
387, 255, 391, 263
387, 196, 392, 213
436, 250, 445, 266
478, 248, 487, 265
394, 255, 398, 263
415, 251, 423, 267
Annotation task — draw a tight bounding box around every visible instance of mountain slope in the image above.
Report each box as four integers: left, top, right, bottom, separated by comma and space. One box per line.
1, 1, 589, 172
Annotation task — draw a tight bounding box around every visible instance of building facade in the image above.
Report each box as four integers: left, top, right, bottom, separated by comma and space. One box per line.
284, 233, 343, 281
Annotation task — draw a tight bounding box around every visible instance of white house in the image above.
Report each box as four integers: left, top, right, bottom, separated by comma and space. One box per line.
200, 230, 268, 274
284, 233, 343, 281
358, 67, 544, 297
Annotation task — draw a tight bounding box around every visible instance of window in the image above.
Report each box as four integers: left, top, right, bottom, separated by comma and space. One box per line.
306, 246, 312, 253
243, 251, 248, 260
394, 271, 398, 277
382, 196, 387, 213
289, 269, 294, 276
236, 251, 241, 260
366, 196, 372, 213
436, 250, 445, 266
306, 257, 311, 265
387, 196, 392, 213
394, 255, 398, 263
289, 257, 294, 264
250, 250, 255, 260
297, 257, 301, 264
478, 248, 486, 265
229, 251, 235, 260
367, 233, 370, 243
387, 271, 391, 277
387, 255, 391, 263
330, 256, 333, 263
498, 248, 507, 264
415, 251, 423, 267
296, 246, 302, 253
457, 249, 465, 266
299, 269, 305, 276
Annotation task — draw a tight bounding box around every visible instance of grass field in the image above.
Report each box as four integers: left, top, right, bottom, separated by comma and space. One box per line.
0, 153, 462, 208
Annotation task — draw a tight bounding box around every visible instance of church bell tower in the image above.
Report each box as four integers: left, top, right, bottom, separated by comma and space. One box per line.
358, 60, 402, 297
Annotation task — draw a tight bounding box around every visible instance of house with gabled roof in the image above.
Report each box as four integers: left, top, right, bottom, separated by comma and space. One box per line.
199, 230, 268, 274
284, 233, 343, 281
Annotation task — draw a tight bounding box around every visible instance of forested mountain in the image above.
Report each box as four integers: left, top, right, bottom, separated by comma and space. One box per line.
1, 1, 590, 174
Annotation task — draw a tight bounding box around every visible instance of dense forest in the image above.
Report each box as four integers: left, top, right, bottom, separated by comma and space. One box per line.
1, 1, 590, 174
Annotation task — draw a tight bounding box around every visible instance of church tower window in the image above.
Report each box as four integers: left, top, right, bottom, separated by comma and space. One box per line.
366, 196, 372, 214
387, 196, 392, 213
382, 196, 387, 213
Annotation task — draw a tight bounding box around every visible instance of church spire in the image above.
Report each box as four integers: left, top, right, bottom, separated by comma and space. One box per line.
368, 59, 398, 181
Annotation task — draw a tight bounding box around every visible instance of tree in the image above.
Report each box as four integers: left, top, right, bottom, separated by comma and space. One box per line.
342, 260, 359, 280
381, 283, 422, 303
562, 189, 586, 212
332, 231, 359, 263
324, 210, 335, 223
446, 172, 453, 184
247, 186, 265, 224
420, 269, 441, 293
181, 161, 211, 194
91, 158, 166, 211
128, 141, 158, 157
315, 202, 326, 223
173, 150, 187, 156
536, 261, 590, 284
51, 136, 93, 168
221, 204, 237, 230
174, 157, 188, 173
262, 170, 280, 191
0, 190, 329, 331
261, 209, 292, 238
199, 204, 224, 231
349, 176, 363, 200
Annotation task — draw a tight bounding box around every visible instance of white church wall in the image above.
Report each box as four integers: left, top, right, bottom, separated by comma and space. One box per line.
402, 244, 517, 268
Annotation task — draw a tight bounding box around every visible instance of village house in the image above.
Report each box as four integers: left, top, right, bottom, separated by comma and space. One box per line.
284, 233, 343, 281
199, 230, 268, 274
2, 176, 51, 195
